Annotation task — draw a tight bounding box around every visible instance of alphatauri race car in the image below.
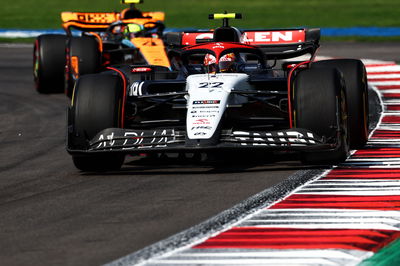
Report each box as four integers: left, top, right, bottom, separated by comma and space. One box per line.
67, 13, 368, 171
33, 0, 170, 97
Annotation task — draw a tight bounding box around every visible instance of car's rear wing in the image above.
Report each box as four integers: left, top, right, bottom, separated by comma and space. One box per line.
61, 11, 165, 34
165, 28, 320, 59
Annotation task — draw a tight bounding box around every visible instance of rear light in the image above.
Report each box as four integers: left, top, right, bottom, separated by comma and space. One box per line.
131, 67, 152, 73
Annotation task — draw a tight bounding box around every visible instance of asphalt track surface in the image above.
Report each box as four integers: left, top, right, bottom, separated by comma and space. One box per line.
0, 42, 398, 266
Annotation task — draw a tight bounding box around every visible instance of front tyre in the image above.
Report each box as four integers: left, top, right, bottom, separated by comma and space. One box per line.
313, 59, 368, 149
294, 68, 349, 164
69, 74, 125, 171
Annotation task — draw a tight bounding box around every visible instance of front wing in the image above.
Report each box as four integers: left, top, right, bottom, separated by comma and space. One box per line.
67, 127, 340, 154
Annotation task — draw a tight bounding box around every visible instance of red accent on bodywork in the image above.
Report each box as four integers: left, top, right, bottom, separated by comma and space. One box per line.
181, 30, 306, 46
131, 67, 152, 72
33, 39, 40, 89
287, 61, 311, 128
106, 67, 127, 128
183, 42, 258, 62
181, 32, 213, 46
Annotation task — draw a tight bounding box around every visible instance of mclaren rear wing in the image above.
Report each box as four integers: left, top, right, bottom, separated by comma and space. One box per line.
61, 11, 165, 34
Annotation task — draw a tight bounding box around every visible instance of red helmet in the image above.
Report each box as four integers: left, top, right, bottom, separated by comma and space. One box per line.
219, 53, 236, 73
204, 54, 217, 74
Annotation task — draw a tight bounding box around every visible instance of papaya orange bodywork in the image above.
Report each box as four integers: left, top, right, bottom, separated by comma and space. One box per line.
130, 37, 170, 68
61, 9, 169, 69
70, 56, 79, 79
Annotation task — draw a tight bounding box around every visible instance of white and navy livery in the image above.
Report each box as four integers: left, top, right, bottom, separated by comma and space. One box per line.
67, 13, 369, 171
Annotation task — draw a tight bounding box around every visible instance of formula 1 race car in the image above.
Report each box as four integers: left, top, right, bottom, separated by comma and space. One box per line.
67, 13, 369, 171
33, 0, 170, 96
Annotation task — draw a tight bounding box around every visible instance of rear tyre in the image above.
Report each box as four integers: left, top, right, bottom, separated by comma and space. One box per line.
313, 59, 368, 149
294, 68, 349, 164
33, 34, 66, 93
65, 36, 101, 97
69, 74, 125, 171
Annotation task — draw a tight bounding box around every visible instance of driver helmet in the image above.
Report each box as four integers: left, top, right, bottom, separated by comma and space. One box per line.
112, 25, 125, 35
124, 23, 143, 38
109, 21, 126, 40
204, 53, 217, 74
219, 53, 237, 73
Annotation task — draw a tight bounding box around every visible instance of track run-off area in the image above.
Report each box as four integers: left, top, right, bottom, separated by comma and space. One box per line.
0, 42, 399, 266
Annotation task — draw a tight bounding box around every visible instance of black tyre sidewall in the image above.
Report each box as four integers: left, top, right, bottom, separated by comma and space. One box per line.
294, 68, 349, 164
313, 59, 368, 148
70, 74, 124, 171
34, 34, 66, 93
65, 36, 101, 97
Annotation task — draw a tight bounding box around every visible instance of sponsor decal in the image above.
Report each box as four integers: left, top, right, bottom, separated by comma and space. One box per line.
123, 130, 173, 149
212, 43, 225, 49
233, 130, 315, 146
193, 118, 210, 125
242, 30, 305, 45
129, 81, 144, 96
192, 100, 221, 105
76, 13, 113, 23
131, 67, 152, 73
191, 126, 212, 130
191, 114, 216, 118
93, 129, 174, 150
96, 132, 115, 148
192, 106, 220, 109
199, 110, 219, 113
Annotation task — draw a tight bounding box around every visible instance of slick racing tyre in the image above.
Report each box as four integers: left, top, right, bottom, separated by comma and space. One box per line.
313, 59, 369, 149
294, 68, 349, 164
65, 36, 101, 97
33, 34, 66, 93
69, 74, 125, 171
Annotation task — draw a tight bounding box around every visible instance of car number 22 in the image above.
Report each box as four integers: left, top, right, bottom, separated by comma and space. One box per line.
198, 82, 224, 88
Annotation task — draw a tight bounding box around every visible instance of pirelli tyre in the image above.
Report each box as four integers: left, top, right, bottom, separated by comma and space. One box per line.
33, 34, 66, 93
294, 68, 350, 164
313, 59, 369, 149
69, 74, 125, 171
65, 36, 101, 97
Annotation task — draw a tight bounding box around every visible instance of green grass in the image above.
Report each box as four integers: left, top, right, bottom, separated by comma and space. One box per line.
2, 0, 400, 29
0, 37, 36, 43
